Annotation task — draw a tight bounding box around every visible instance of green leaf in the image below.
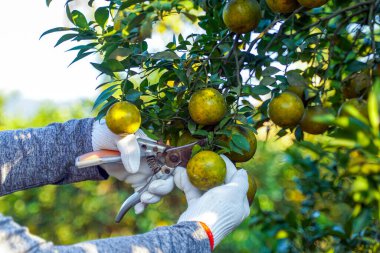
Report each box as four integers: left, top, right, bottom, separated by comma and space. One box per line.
295, 126, 304, 141
95, 7, 109, 29
103, 59, 125, 72
287, 70, 307, 86
54, 34, 77, 47
152, 51, 180, 60
368, 83, 379, 135
259, 77, 276, 86
250, 85, 271, 96
191, 144, 202, 157
39, 27, 78, 39
65, 0, 74, 24
68, 51, 94, 66
346, 60, 367, 73
72, 10, 89, 29
88, 0, 95, 7
231, 133, 250, 152
125, 89, 142, 103
188, 121, 196, 134
92, 85, 119, 110
262, 66, 281, 76
91, 62, 114, 77
173, 68, 189, 86
120, 0, 146, 10
46, 0, 53, 7
95, 97, 118, 120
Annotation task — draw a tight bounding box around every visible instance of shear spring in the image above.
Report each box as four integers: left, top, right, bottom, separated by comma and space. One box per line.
146, 156, 161, 173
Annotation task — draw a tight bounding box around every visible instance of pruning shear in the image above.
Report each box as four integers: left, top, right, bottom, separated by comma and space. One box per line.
75, 138, 206, 223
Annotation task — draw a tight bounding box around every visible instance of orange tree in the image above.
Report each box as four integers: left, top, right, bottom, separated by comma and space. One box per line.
43, 0, 380, 251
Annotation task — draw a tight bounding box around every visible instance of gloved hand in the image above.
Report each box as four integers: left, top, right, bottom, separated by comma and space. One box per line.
92, 119, 174, 214
174, 155, 250, 248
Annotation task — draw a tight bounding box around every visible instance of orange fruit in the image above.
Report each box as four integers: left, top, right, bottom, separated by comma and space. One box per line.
105, 101, 141, 135
297, 0, 328, 8
247, 174, 257, 206
266, 0, 300, 14
268, 91, 305, 128
223, 0, 262, 34
287, 83, 306, 100
338, 98, 368, 119
187, 151, 227, 191
188, 88, 227, 125
221, 125, 257, 162
342, 72, 371, 99
300, 106, 330, 134
177, 131, 200, 146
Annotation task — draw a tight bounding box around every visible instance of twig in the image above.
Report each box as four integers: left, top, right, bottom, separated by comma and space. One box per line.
263, 6, 305, 53
224, 34, 240, 63
237, 16, 281, 66
234, 45, 241, 117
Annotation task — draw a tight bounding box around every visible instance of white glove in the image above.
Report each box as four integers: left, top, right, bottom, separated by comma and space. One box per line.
92, 119, 174, 214
174, 155, 250, 247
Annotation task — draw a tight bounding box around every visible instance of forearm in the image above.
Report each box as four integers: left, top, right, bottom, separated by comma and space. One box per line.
0, 213, 210, 253
0, 118, 108, 196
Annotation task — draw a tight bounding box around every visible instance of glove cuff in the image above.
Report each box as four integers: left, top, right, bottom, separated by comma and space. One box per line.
199, 222, 214, 251
92, 119, 120, 151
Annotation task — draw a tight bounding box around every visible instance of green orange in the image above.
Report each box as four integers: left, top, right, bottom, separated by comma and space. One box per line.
342, 72, 371, 99
300, 106, 330, 135
266, 0, 300, 14
268, 91, 305, 128
187, 151, 227, 191
223, 0, 261, 34
105, 101, 141, 135
247, 174, 257, 206
338, 99, 368, 119
188, 88, 227, 126
287, 84, 306, 100
297, 0, 328, 8
177, 131, 199, 146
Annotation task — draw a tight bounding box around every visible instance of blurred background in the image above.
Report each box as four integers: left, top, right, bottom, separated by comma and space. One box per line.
0, 1, 379, 252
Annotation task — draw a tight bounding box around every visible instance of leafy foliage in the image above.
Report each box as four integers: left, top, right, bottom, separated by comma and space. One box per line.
14, 0, 380, 251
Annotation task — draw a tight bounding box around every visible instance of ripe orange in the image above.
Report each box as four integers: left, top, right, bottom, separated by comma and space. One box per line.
268, 91, 305, 128
177, 131, 199, 146
105, 101, 141, 135
342, 72, 371, 99
297, 0, 328, 8
188, 88, 227, 126
300, 106, 330, 135
187, 151, 227, 191
247, 174, 257, 206
221, 125, 257, 162
223, 0, 261, 34
338, 98, 368, 119
266, 0, 300, 14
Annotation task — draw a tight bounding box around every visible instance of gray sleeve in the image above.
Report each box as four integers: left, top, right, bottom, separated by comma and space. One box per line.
0, 213, 211, 253
0, 118, 108, 196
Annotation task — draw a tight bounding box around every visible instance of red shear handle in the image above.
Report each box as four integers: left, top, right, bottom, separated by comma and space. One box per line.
75, 150, 122, 168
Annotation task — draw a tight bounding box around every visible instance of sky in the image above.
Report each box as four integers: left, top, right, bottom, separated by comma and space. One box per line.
0, 1, 110, 103
0, 0, 199, 106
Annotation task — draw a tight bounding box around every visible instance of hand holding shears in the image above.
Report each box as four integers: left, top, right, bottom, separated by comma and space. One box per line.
77, 122, 205, 223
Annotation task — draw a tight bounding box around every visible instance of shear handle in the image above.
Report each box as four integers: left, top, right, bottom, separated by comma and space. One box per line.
115, 166, 175, 223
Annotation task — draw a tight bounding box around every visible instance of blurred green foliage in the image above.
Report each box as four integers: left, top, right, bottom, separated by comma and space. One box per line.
1, 0, 380, 252
1, 89, 378, 252
0, 93, 294, 250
